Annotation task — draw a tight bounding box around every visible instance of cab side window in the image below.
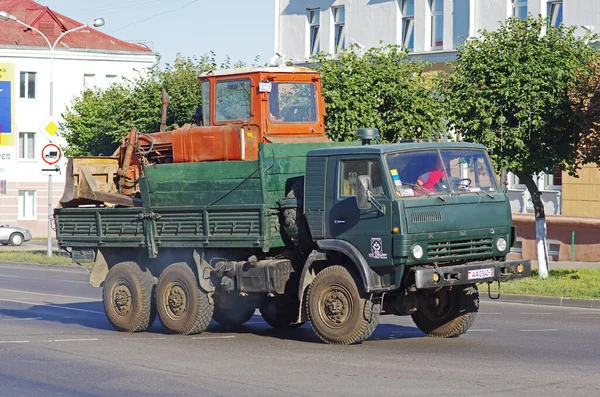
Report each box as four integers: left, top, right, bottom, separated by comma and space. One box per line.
340, 160, 384, 197
215, 79, 250, 122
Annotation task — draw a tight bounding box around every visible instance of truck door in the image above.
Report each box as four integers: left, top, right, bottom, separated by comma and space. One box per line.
326, 157, 393, 267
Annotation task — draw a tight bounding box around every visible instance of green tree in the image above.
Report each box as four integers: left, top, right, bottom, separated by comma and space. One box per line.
441, 16, 596, 277
61, 53, 244, 156
570, 55, 600, 165
312, 44, 445, 143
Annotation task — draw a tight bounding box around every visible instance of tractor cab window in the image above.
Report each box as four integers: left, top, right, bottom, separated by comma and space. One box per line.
215, 79, 250, 122
340, 160, 384, 197
385, 149, 498, 197
268, 82, 317, 123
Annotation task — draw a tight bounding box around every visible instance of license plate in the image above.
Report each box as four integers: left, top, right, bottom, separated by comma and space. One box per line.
468, 268, 494, 280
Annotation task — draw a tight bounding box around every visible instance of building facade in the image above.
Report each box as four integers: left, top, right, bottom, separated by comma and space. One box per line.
275, 0, 600, 217
0, 0, 157, 237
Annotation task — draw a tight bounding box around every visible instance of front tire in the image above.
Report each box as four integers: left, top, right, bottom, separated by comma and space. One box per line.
156, 263, 213, 335
306, 265, 380, 345
102, 262, 156, 332
411, 285, 479, 338
10, 233, 23, 246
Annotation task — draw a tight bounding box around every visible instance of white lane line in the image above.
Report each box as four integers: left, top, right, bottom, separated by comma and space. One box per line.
191, 335, 236, 340
0, 288, 98, 301
468, 329, 496, 332
0, 340, 30, 344
0, 317, 41, 321
51, 338, 99, 342
520, 329, 559, 332
569, 312, 600, 315
0, 275, 88, 284
520, 312, 552, 315
0, 298, 104, 315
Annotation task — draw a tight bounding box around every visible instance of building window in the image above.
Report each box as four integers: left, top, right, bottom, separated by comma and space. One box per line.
83, 74, 96, 90
512, 0, 528, 21
19, 72, 36, 99
18, 132, 35, 160
547, 1, 563, 27
401, 0, 415, 51
333, 6, 345, 54
308, 8, 321, 56
106, 74, 117, 85
18, 190, 35, 220
430, 0, 444, 48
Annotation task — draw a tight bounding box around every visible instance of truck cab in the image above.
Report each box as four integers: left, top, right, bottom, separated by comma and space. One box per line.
304, 137, 521, 291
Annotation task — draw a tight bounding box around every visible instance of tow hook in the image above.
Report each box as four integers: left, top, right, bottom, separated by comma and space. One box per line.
487, 280, 500, 300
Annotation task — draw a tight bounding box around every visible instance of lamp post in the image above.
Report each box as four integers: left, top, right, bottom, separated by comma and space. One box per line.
0, 11, 104, 257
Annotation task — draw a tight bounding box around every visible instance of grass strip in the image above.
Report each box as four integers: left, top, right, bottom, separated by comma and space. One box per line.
481, 269, 600, 299
0, 251, 74, 266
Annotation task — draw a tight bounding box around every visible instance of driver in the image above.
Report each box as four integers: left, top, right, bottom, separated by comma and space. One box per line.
415, 156, 446, 192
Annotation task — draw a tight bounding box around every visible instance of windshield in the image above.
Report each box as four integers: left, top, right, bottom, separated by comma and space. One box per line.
385, 149, 498, 197
268, 82, 317, 123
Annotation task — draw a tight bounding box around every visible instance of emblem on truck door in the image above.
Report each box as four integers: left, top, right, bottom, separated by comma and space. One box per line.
369, 238, 388, 259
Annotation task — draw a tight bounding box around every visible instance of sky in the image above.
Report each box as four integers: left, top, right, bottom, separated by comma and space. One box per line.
37, 0, 275, 66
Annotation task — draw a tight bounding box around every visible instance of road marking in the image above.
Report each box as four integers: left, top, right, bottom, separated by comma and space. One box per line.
520, 312, 552, 315
520, 329, 559, 332
51, 338, 99, 342
468, 329, 496, 332
569, 312, 600, 315
0, 288, 99, 301
0, 274, 88, 284
191, 335, 236, 340
0, 298, 104, 315
0, 317, 41, 321
0, 340, 30, 344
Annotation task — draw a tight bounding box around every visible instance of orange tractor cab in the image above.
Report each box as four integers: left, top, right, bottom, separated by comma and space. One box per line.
61, 66, 330, 207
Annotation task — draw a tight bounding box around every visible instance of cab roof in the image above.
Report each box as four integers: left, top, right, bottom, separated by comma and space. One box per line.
200, 66, 317, 78
306, 141, 487, 157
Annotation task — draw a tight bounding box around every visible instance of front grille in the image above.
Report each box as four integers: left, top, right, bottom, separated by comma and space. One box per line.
427, 238, 493, 260
412, 211, 442, 223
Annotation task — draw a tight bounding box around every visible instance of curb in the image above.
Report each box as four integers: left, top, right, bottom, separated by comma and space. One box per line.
480, 293, 600, 309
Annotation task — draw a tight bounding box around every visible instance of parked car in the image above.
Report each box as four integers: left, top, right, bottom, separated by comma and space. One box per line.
0, 224, 32, 246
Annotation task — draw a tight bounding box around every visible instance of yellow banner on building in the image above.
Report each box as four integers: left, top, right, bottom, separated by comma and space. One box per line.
0, 63, 15, 147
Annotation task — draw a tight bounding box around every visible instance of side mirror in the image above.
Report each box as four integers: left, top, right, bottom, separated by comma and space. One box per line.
356, 175, 372, 210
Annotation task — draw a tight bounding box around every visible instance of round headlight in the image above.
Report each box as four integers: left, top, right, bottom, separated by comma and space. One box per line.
496, 237, 507, 252
411, 244, 424, 260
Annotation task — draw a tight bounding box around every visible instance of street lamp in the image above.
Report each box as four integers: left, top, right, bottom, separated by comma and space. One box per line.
0, 11, 104, 256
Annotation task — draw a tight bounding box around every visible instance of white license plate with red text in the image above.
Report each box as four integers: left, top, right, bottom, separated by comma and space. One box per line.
468, 268, 494, 280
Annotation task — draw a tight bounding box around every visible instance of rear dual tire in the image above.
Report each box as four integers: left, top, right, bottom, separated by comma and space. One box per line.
103, 262, 156, 333
156, 263, 214, 335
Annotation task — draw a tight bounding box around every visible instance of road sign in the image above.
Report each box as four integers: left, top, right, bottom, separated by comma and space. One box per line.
41, 143, 62, 165
38, 116, 60, 139
41, 165, 61, 176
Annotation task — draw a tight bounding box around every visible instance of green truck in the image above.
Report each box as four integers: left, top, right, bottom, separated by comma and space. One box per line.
54, 67, 530, 344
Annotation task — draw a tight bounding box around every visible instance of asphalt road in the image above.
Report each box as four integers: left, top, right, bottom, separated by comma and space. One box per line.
1, 263, 600, 397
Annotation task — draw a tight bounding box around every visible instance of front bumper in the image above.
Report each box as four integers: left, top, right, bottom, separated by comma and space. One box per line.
412, 259, 531, 289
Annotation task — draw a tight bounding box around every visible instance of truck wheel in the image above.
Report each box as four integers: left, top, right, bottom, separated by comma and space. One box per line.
102, 262, 156, 332
260, 297, 304, 329
212, 294, 256, 327
306, 265, 380, 345
411, 285, 479, 338
156, 263, 213, 335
